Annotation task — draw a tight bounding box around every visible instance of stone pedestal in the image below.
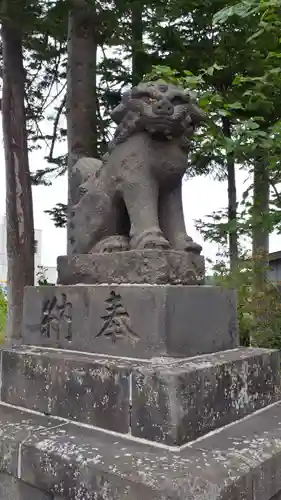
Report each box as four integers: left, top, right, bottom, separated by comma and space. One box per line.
0, 344, 281, 500
2, 345, 280, 446
3, 251, 281, 499
22, 284, 238, 358
57, 250, 205, 285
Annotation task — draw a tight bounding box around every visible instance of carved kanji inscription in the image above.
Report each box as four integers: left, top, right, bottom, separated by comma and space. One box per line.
96, 290, 139, 344
41, 293, 72, 341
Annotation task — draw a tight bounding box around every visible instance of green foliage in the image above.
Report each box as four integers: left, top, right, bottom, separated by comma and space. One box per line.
147, 0, 281, 264
0, 289, 7, 341
45, 203, 67, 228
212, 257, 281, 349
213, 0, 281, 38
36, 266, 54, 286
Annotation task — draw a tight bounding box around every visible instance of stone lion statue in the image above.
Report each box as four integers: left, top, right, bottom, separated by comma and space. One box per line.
69, 81, 205, 254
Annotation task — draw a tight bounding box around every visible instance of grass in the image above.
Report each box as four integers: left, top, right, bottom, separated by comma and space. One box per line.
0, 289, 7, 342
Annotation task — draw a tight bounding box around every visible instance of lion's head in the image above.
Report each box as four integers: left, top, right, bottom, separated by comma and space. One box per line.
109, 81, 205, 150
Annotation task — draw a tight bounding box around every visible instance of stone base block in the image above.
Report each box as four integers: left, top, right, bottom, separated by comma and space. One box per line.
22, 284, 238, 358
57, 249, 205, 285
1, 346, 280, 445
0, 474, 51, 500
1, 346, 131, 433
131, 347, 281, 445
2, 401, 281, 499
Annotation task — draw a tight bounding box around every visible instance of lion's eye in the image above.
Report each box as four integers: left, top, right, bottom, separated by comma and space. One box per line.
138, 92, 153, 103
141, 96, 152, 103
172, 97, 183, 106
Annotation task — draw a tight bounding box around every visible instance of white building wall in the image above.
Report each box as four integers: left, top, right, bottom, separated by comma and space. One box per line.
0, 215, 6, 252
0, 215, 57, 288
34, 228, 42, 271
267, 261, 281, 283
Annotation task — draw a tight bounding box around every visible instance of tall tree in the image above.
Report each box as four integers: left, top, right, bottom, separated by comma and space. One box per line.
131, 0, 144, 86
214, 0, 281, 284
1, 0, 35, 340
252, 157, 270, 287
67, 0, 98, 253
222, 116, 238, 271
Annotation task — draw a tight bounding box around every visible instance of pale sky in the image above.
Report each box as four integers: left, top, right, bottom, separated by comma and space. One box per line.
0, 115, 280, 268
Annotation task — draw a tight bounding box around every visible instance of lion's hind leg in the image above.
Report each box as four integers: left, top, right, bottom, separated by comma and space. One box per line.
69, 184, 117, 254
89, 194, 131, 253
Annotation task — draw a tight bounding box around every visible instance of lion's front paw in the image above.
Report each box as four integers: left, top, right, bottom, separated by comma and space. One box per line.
91, 235, 130, 253
131, 228, 170, 250
174, 234, 202, 254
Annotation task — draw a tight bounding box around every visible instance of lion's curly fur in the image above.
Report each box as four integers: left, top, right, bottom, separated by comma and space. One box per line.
108, 81, 205, 151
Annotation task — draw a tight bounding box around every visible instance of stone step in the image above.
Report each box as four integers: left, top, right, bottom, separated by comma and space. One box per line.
1, 345, 280, 445
1, 400, 281, 499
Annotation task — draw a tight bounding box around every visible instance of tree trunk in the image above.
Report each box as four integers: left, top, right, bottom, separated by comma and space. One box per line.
2, 16, 35, 341
131, 0, 144, 86
67, 1, 98, 253
252, 158, 269, 289
222, 117, 238, 272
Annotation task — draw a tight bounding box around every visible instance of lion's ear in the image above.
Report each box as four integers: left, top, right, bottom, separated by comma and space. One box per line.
182, 90, 193, 103
111, 91, 131, 124
111, 103, 126, 125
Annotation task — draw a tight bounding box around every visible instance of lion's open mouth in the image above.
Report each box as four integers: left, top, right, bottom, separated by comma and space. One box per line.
145, 117, 186, 139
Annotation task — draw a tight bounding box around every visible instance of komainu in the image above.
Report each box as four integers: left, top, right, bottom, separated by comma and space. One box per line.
69, 81, 205, 254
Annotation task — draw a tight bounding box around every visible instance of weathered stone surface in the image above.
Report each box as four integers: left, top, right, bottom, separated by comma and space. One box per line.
68, 82, 205, 259
1, 399, 281, 500
2, 346, 130, 433
22, 284, 238, 358
2, 346, 279, 446
0, 473, 51, 500
272, 493, 281, 500
70, 156, 103, 207
0, 405, 62, 478
131, 347, 281, 445
57, 250, 205, 285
